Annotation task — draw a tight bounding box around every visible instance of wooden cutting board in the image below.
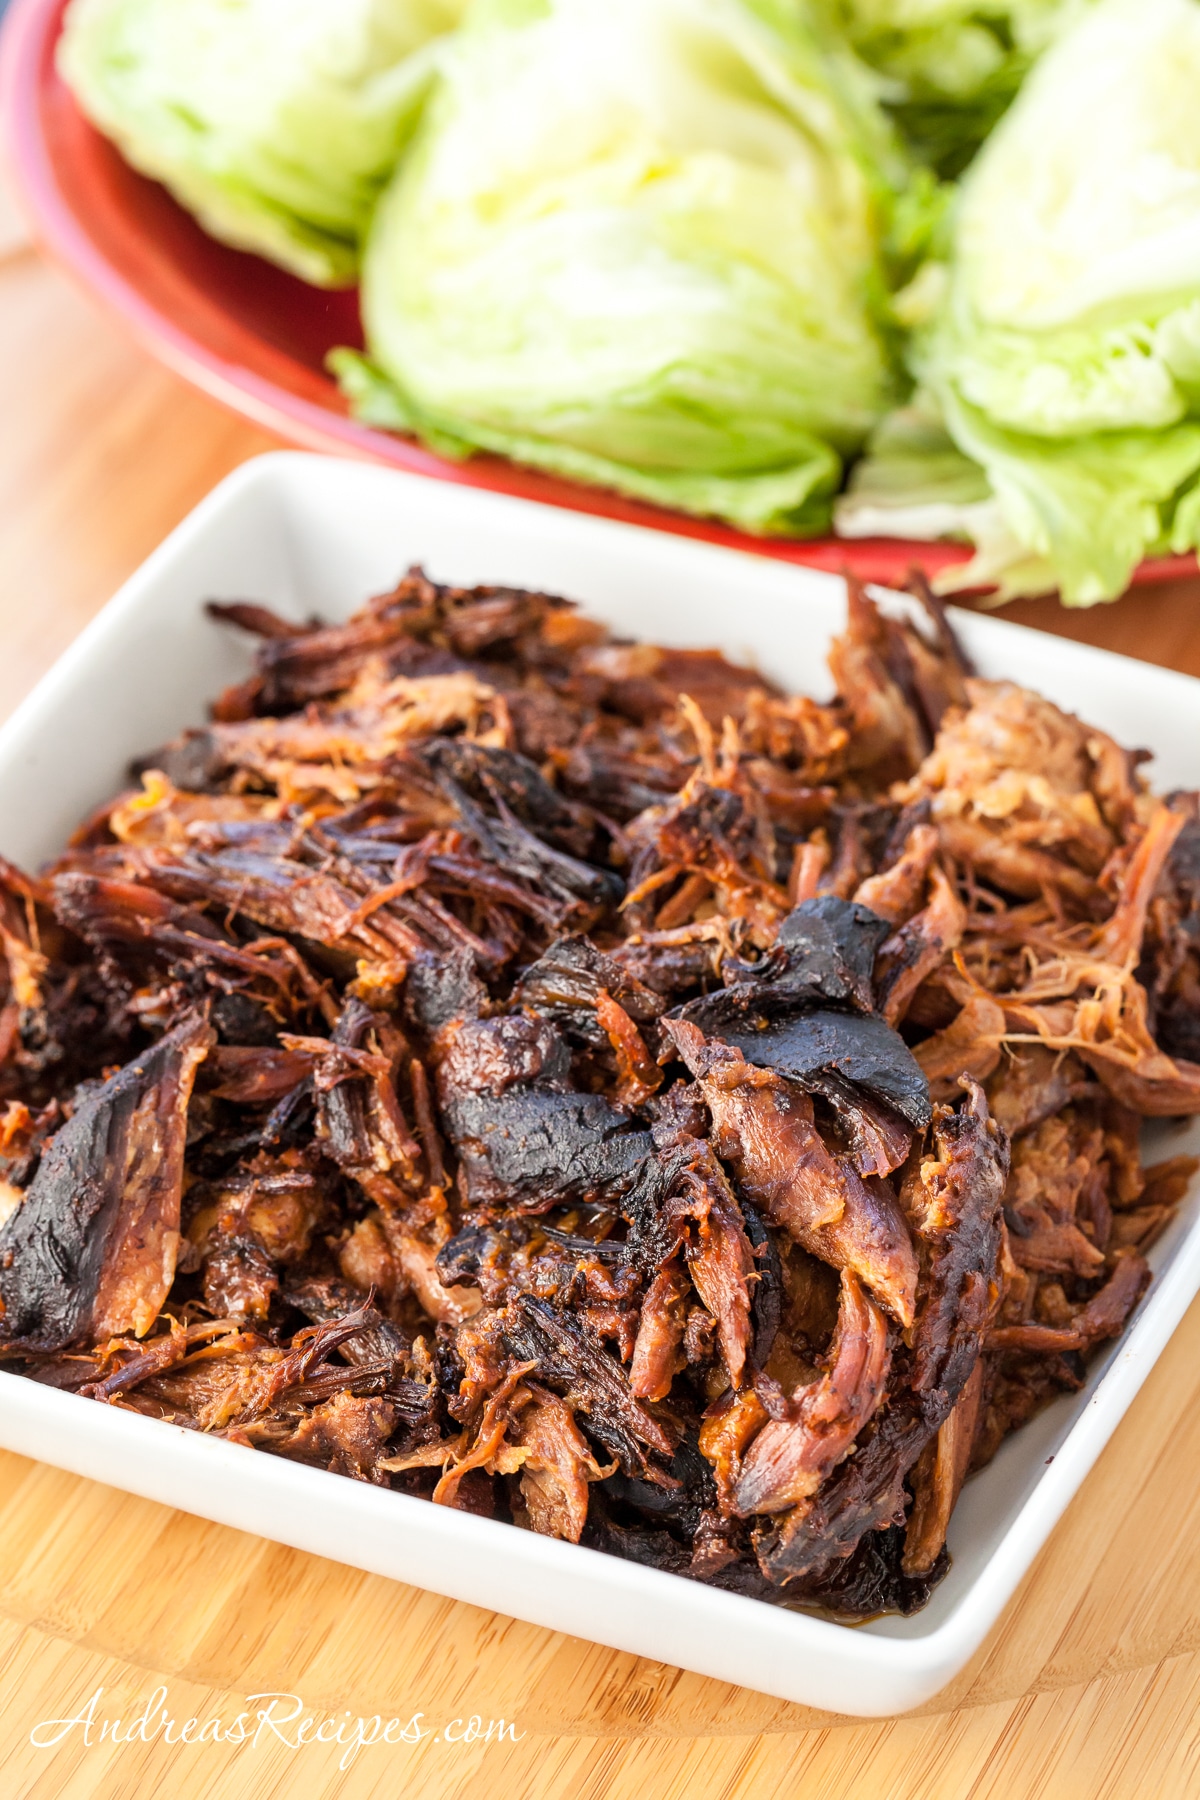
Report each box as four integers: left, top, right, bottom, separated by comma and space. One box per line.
5, 153, 1200, 1800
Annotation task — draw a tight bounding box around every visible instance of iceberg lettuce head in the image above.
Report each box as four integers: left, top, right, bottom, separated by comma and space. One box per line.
58, 0, 467, 286
333, 0, 906, 536
837, 0, 1200, 601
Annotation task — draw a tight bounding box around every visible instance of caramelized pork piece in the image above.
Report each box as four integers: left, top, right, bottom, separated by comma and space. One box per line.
208, 567, 565, 714
53, 872, 237, 975
994, 949, 1200, 1118
1106, 1155, 1199, 1255
435, 1214, 639, 1355
759, 1079, 1006, 1586
825, 578, 972, 790
256, 1392, 399, 1484
793, 1520, 949, 1620
1003, 1113, 1107, 1279
284, 1275, 423, 1400
423, 739, 596, 859
740, 691, 848, 784
854, 822, 939, 927
679, 1149, 756, 1389
987, 1249, 1151, 1354
733, 1272, 890, 1518
682, 1008, 930, 1137
904, 1081, 1009, 1395
510, 1382, 613, 1540
392, 1232, 483, 1329
622, 772, 787, 947
0, 1013, 213, 1350
628, 1259, 691, 1402
699, 1387, 771, 1516
207, 1046, 316, 1105
684, 896, 892, 1021
206, 671, 511, 800
189, 1157, 328, 1273
423, 740, 621, 913
665, 1019, 918, 1329
134, 1306, 386, 1433
514, 934, 664, 1042
502, 1294, 675, 1480
622, 1134, 756, 1391
827, 580, 930, 784
874, 866, 966, 1029
137, 847, 425, 979
0, 879, 132, 1104
1098, 804, 1186, 970
985, 1045, 1091, 1139
815, 1077, 915, 1179
560, 639, 771, 737
298, 997, 421, 1199
1085, 1050, 1200, 1117
774, 896, 892, 1011
915, 996, 1006, 1099
902, 1359, 983, 1576
607, 925, 729, 1004
901, 679, 1127, 907
673, 897, 932, 1136
202, 1236, 278, 1324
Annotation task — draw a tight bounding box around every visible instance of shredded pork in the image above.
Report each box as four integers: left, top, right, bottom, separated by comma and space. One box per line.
0, 566, 1192, 1621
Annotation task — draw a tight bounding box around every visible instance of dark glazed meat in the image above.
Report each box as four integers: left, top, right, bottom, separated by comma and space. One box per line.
436, 1014, 652, 1208
0, 1013, 212, 1350
503, 1295, 675, 1479
677, 897, 891, 1025
0, 565, 1192, 1621
678, 1008, 931, 1132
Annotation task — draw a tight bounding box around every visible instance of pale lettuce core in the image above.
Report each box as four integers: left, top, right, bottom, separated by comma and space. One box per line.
334, 0, 903, 536
836, 0, 1200, 602
58, 0, 467, 285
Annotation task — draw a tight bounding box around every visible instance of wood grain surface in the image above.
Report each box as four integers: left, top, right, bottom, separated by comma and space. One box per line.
4, 149, 1200, 1800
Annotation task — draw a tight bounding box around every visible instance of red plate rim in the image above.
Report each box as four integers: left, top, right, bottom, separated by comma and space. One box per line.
3, 0, 1196, 598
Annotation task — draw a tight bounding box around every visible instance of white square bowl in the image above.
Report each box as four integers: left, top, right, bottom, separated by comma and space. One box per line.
1, 451, 1197, 1718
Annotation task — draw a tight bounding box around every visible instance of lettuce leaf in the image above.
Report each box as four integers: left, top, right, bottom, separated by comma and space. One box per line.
829, 0, 1068, 176
333, 347, 842, 533
58, 0, 467, 286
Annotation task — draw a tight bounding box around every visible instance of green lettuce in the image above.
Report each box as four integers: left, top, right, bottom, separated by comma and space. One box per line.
334, 0, 907, 537
837, 0, 1200, 602
829, 0, 1068, 175
58, 0, 467, 286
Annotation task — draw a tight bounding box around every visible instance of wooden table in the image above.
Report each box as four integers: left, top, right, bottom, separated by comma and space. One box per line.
4, 154, 1200, 1800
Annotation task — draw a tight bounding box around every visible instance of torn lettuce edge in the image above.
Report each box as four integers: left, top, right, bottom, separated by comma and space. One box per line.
330, 348, 843, 538
836, 392, 1200, 604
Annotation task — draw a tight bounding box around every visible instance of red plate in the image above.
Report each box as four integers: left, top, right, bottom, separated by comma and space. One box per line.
3, 0, 1195, 596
